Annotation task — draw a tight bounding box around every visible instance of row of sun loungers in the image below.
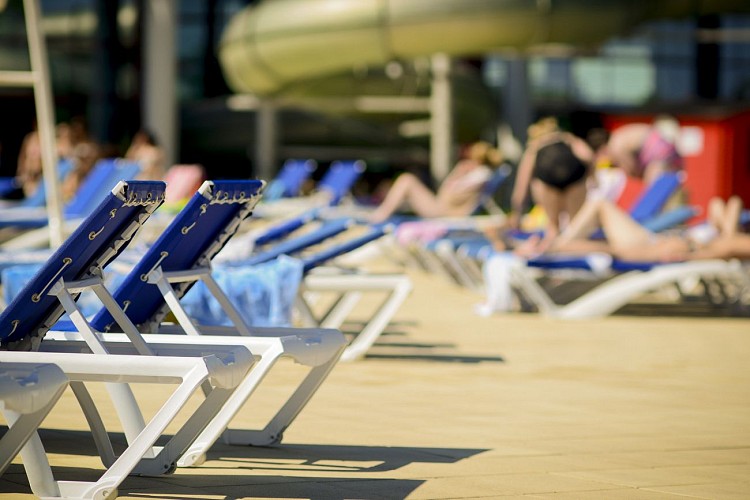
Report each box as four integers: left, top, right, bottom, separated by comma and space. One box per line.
0, 170, 417, 498
2, 157, 748, 498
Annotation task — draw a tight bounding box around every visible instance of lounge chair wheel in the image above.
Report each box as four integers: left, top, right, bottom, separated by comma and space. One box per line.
178, 452, 207, 467
93, 487, 118, 500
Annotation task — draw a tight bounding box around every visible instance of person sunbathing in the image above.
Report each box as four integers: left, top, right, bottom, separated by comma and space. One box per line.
368, 141, 503, 223
518, 195, 750, 262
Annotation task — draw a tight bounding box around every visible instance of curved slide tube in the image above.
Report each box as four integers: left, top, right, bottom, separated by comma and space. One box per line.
219, 0, 747, 96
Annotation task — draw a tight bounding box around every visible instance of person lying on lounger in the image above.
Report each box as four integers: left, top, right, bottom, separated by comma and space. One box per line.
368, 141, 503, 223
514, 195, 750, 262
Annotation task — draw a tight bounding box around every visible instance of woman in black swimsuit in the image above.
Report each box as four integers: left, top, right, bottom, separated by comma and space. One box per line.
511, 117, 595, 247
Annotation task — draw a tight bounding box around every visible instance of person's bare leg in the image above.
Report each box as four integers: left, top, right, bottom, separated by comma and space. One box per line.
530, 179, 564, 252
554, 198, 654, 252
562, 180, 588, 224
721, 195, 743, 237
553, 198, 607, 247
689, 233, 750, 260
598, 200, 655, 249
707, 196, 726, 231
369, 173, 443, 222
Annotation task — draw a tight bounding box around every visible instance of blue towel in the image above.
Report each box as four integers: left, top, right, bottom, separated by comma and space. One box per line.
180, 255, 303, 328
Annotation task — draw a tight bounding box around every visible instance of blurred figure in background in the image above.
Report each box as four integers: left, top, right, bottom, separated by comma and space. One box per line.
60, 117, 100, 201
16, 122, 43, 197
369, 140, 504, 223
510, 116, 595, 248
585, 127, 627, 203
125, 128, 166, 181
605, 115, 683, 186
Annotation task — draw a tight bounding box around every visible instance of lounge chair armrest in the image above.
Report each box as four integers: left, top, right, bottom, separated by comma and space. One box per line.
0, 363, 67, 414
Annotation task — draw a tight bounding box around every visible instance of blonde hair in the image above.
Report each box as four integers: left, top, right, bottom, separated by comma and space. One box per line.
527, 116, 559, 142
466, 141, 504, 167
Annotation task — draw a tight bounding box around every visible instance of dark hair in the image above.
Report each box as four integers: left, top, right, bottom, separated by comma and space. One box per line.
136, 128, 159, 147
586, 128, 610, 151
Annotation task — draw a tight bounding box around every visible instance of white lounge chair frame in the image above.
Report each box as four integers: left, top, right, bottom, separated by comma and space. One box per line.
46, 180, 347, 468
48, 262, 347, 465
296, 270, 413, 361
0, 181, 256, 499
1, 346, 252, 500
0, 362, 67, 476
502, 256, 748, 319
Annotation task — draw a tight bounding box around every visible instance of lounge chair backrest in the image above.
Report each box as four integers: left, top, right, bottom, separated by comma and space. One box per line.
64, 158, 142, 218
317, 160, 366, 205
252, 208, 320, 246
18, 158, 75, 208
299, 226, 387, 273
641, 205, 699, 232
475, 164, 512, 215
232, 217, 387, 273
242, 217, 352, 266
0, 178, 18, 198
0, 180, 165, 349
265, 159, 317, 200
628, 171, 683, 222
90, 179, 265, 333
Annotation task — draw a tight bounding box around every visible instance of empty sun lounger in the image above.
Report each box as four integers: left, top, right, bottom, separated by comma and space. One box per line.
255, 160, 366, 218
0, 158, 143, 250
0, 180, 255, 499
229, 219, 413, 361
263, 158, 317, 201
44, 179, 347, 466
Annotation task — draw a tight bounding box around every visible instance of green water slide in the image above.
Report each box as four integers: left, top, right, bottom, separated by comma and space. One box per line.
219, 0, 748, 96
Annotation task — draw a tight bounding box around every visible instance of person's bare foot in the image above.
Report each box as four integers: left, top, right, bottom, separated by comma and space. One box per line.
513, 233, 557, 258
513, 235, 544, 258
368, 210, 389, 224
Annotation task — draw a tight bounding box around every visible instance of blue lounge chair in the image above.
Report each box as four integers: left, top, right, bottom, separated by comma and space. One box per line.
0, 180, 254, 499
225, 218, 412, 361
586, 170, 686, 239
0, 158, 144, 255
254, 159, 366, 218
44, 179, 347, 466
0, 178, 19, 198
0, 158, 74, 210
317, 159, 366, 206
263, 158, 317, 201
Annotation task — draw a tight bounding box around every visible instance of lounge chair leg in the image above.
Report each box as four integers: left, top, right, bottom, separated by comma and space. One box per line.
341, 279, 412, 361
318, 291, 362, 328
18, 432, 60, 498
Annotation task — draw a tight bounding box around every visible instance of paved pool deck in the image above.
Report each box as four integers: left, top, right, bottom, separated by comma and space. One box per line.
2, 259, 749, 499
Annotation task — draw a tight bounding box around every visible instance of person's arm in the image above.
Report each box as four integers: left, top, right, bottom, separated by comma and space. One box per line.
448, 165, 492, 194
482, 220, 510, 251
439, 159, 474, 188
567, 133, 595, 167
567, 133, 597, 187
509, 143, 537, 227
